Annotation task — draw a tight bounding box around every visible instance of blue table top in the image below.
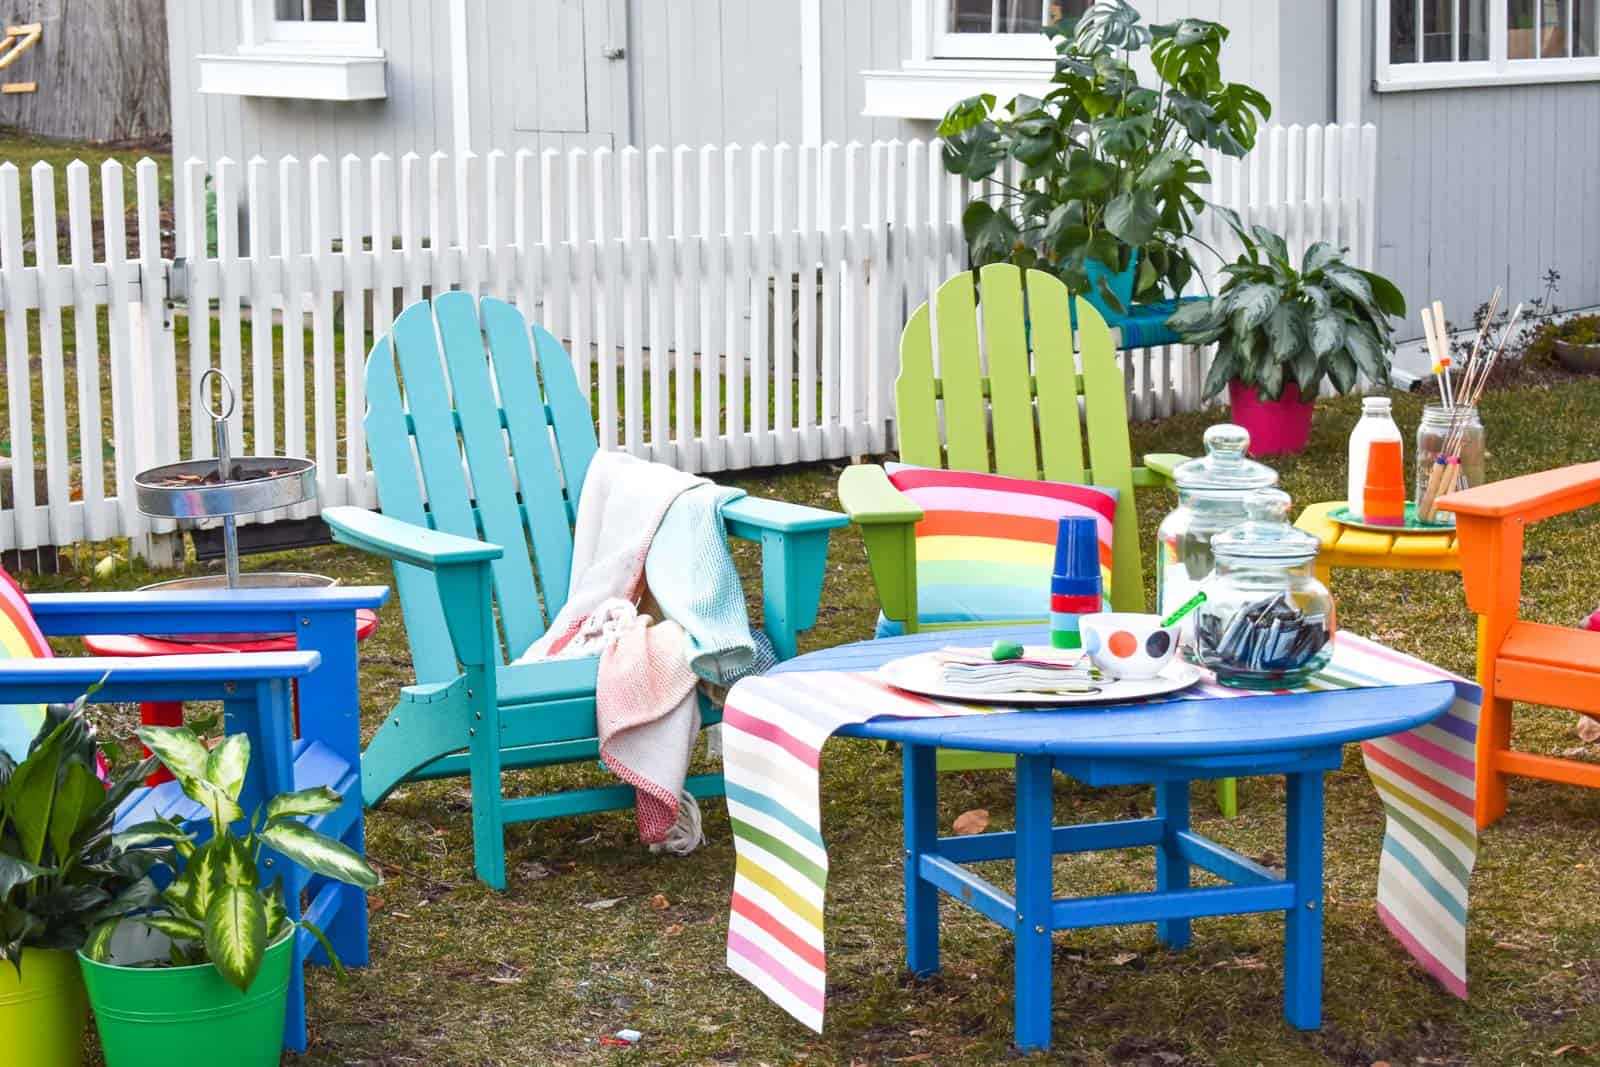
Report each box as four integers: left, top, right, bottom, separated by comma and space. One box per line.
770, 626, 1456, 759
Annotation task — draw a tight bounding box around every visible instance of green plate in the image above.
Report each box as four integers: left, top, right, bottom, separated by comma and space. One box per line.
1328, 504, 1455, 533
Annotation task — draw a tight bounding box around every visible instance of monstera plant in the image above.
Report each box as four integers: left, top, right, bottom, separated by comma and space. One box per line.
937, 0, 1271, 311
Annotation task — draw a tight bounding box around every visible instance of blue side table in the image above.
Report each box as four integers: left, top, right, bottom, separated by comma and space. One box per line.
776, 626, 1455, 1053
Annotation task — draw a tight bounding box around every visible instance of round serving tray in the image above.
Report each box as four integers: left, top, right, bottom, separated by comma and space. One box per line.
135, 457, 316, 520
1328, 503, 1454, 534
877, 653, 1203, 707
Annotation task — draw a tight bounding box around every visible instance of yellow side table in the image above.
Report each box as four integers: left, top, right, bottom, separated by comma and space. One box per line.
1294, 501, 1461, 585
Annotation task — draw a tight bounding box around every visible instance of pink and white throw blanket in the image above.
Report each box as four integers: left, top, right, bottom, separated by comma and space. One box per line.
518, 452, 708, 845
722, 633, 1479, 1032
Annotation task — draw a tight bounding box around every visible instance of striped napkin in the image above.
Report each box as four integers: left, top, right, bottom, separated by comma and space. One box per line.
722, 633, 1479, 1032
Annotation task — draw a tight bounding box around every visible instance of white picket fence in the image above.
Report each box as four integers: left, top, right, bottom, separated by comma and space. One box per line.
0, 123, 1377, 555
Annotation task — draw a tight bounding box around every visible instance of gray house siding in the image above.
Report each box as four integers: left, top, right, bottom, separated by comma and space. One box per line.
1358, 1, 1600, 337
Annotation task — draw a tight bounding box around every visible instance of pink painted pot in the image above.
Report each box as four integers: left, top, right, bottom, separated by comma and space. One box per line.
1227, 379, 1315, 456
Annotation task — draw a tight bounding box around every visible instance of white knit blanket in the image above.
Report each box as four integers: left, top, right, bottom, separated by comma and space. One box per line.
516, 452, 750, 847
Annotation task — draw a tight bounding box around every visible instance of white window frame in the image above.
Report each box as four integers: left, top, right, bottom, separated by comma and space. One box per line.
240, 0, 381, 57
1376, 0, 1600, 91
931, 1, 1057, 60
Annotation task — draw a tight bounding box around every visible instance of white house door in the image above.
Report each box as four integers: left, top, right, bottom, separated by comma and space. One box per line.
511, 0, 629, 150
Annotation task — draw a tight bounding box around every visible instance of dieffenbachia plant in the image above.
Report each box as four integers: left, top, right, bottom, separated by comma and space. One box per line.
85, 726, 380, 992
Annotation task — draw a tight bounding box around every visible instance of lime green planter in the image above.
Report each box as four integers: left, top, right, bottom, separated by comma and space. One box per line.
79, 932, 293, 1067
0, 947, 89, 1066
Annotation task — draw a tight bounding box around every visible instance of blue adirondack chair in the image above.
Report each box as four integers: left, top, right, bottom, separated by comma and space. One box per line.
1, 584, 389, 1053
322, 292, 847, 890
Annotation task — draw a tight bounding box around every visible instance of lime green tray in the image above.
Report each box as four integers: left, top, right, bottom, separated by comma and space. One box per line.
1329, 504, 1454, 533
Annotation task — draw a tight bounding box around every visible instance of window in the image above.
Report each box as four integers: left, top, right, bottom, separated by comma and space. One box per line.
244, 0, 379, 53
1379, 0, 1600, 89
197, 0, 384, 101
934, 0, 1090, 59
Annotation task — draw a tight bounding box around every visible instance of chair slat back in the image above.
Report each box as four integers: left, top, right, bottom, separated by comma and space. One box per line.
893, 263, 1144, 611
365, 294, 597, 680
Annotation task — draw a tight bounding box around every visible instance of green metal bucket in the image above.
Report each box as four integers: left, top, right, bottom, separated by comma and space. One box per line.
0, 947, 88, 1066
79, 932, 293, 1067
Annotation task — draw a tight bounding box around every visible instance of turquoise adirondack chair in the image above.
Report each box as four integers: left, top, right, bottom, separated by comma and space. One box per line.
322, 292, 846, 889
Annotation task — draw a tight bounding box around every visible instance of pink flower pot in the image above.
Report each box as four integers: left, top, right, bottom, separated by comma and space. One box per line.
1227, 379, 1315, 456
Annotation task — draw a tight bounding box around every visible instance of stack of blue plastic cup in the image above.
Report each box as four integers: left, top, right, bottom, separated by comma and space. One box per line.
1050, 515, 1102, 649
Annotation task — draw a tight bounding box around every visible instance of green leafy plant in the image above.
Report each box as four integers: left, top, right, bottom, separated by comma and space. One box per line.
1, 690, 163, 974
1166, 208, 1407, 400
84, 726, 380, 992
936, 0, 1271, 309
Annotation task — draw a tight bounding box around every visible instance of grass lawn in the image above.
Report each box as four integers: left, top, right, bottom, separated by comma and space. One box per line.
21, 383, 1600, 1066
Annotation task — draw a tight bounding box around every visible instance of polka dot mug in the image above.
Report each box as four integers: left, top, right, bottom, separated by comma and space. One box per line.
1079, 613, 1182, 681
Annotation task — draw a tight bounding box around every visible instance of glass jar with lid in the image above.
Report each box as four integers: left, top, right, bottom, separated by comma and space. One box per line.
1193, 488, 1335, 689
1156, 423, 1279, 631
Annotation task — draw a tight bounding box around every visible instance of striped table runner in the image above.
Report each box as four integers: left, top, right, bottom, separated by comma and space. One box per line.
722, 633, 1479, 1033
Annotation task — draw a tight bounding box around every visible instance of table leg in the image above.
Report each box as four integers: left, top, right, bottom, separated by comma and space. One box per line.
1013, 753, 1054, 1053
1155, 780, 1192, 950
902, 743, 939, 978
1284, 769, 1324, 1030
139, 700, 184, 786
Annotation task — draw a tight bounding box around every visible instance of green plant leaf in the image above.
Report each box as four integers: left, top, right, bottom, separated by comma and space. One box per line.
112, 819, 193, 851
1266, 303, 1304, 360
1344, 322, 1389, 382
257, 821, 381, 889
1309, 312, 1345, 358
266, 786, 342, 823
0, 854, 49, 900
1301, 242, 1342, 276
138, 914, 205, 944
1327, 349, 1360, 393
941, 125, 1007, 181
204, 733, 250, 802
1322, 267, 1375, 309
961, 201, 1021, 266
82, 918, 120, 962
3, 718, 70, 865
135, 727, 210, 784
204, 885, 267, 992
1291, 347, 1320, 392
298, 918, 346, 981
1357, 269, 1408, 318
1229, 282, 1280, 331
937, 93, 996, 137
262, 877, 288, 939
1104, 190, 1159, 246
1202, 344, 1238, 399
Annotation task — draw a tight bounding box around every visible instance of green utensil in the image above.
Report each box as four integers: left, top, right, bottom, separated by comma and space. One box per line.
1161, 591, 1207, 628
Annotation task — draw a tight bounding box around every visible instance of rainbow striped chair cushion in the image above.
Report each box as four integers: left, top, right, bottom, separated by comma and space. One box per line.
0, 565, 51, 762
875, 464, 1118, 637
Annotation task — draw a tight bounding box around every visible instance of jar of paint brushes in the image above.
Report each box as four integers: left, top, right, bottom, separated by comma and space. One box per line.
1192, 488, 1334, 689
1414, 403, 1485, 526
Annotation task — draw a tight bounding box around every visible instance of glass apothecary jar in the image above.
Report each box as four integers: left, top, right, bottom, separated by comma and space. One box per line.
1156, 424, 1278, 633
1193, 488, 1335, 689
1414, 404, 1485, 526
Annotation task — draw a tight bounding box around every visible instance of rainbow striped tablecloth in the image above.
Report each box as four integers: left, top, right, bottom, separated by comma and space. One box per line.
722, 632, 1479, 1032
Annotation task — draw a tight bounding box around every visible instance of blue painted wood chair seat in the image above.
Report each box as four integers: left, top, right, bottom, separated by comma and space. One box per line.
771, 625, 1456, 1053
323, 292, 847, 889
2, 584, 389, 1053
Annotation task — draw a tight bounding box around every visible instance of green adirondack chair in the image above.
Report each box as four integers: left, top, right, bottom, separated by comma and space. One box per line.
837, 264, 1237, 817
322, 292, 847, 889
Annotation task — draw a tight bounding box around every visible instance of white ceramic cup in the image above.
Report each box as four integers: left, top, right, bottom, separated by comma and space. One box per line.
1080, 612, 1181, 680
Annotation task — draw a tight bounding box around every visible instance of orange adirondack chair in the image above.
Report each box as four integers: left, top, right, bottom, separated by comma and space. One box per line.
1440, 462, 1600, 827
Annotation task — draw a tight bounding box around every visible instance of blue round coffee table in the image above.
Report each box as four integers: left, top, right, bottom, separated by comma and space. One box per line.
769, 625, 1458, 1052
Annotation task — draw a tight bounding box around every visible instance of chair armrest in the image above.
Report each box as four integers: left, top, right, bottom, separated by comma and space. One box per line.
720, 496, 846, 662
837, 464, 923, 525
1139, 453, 1187, 487
837, 464, 921, 630
720, 495, 848, 538
0, 652, 320, 705
1441, 462, 1600, 624
323, 506, 503, 570
1438, 462, 1600, 523
27, 587, 390, 638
